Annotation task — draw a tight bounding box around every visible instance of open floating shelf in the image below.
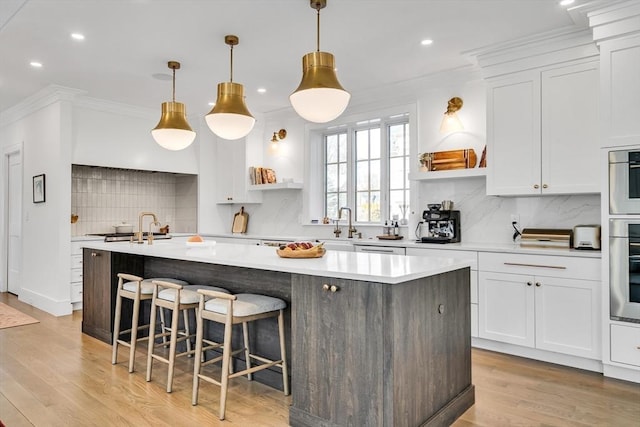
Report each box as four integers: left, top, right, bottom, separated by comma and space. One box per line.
247, 182, 303, 191
408, 168, 487, 181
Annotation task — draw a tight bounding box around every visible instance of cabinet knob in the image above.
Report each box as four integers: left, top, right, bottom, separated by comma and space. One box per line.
91, 252, 98, 257
322, 284, 330, 291
542, 184, 548, 189
330, 285, 339, 293
535, 282, 541, 287
533, 184, 540, 189
527, 281, 533, 286
438, 304, 445, 314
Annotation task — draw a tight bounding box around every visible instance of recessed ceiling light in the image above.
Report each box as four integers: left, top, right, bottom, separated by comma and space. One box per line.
257, 88, 267, 94
559, 0, 575, 6
71, 33, 85, 40
421, 39, 433, 46
30, 61, 43, 68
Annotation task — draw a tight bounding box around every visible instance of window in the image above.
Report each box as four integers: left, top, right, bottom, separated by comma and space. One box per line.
323, 113, 410, 224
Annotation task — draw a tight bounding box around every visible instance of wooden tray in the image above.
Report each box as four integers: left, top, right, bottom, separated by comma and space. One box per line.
376, 235, 404, 240
423, 149, 477, 171
276, 248, 326, 258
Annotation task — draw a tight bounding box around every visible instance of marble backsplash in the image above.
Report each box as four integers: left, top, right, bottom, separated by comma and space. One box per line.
223, 177, 601, 244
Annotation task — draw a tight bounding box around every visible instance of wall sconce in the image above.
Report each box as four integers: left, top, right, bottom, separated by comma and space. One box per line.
440, 97, 464, 134
270, 129, 287, 146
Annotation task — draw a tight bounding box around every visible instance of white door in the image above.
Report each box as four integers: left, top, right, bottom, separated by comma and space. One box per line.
7, 150, 22, 295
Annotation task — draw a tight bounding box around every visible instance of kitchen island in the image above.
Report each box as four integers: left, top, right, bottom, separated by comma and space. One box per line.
82, 240, 474, 427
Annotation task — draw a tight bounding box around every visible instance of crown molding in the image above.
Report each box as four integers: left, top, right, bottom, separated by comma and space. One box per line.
465, 26, 598, 79
588, 0, 640, 42
0, 85, 86, 127
73, 96, 157, 120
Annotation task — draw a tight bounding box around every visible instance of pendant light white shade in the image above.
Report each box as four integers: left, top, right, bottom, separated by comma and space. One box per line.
151, 62, 196, 150
206, 35, 255, 140
206, 81, 255, 140
290, 1, 350, 123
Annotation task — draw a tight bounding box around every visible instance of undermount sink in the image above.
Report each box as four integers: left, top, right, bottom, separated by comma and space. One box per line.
315, 239, 355, 252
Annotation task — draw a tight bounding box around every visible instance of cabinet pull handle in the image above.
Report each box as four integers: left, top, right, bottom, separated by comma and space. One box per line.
535, 282, 541, 287
504, 262, 566, 270
360, 248, 395, 253
542, 184, 548, 189
527, 281, 533, 286
533, 184, 540, 189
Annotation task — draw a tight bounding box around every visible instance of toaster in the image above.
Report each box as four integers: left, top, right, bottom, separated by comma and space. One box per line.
572, 225, 601, 250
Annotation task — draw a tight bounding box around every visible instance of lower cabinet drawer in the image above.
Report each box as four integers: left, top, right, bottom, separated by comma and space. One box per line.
70, 283, 83, 303
479, 252, 600, 281
71, 268, 83, 283
611, 324, 640, 367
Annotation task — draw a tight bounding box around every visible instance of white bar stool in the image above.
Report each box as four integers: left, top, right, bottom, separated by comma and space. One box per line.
191, 289, 289, 420
112, 275, 190, 373
146, 281, 229, 393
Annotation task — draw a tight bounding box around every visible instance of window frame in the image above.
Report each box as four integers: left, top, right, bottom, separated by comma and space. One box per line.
312, 107, 414, 225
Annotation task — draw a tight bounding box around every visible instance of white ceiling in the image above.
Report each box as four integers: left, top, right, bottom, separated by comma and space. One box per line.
0, 0, 591, 117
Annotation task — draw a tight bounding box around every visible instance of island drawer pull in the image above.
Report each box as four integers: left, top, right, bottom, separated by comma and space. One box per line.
504, 262, 566, 270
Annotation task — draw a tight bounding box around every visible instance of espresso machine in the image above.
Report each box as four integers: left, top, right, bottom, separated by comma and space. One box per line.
418, 204, 461, 243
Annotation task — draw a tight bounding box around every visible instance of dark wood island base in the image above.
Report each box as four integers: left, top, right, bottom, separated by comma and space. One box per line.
82, 244, 474, 427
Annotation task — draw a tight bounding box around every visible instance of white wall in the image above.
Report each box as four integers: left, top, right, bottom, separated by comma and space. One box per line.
72, 103, 199, 174
0, 100, 72, 315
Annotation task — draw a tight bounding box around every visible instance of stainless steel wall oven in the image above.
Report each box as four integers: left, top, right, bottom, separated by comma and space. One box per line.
609, 149, 640, 214
610, 219, 640, 323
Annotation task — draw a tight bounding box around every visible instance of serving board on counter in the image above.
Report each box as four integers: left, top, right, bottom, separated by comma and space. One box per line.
276, 248, 326, 258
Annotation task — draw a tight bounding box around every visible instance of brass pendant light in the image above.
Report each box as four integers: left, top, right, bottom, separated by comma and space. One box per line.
205, 35, 255, 140
290, 0, 350, 123
151, 61, 196, 151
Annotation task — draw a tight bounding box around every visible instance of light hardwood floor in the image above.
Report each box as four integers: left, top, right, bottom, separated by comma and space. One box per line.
1, 293, 638, 426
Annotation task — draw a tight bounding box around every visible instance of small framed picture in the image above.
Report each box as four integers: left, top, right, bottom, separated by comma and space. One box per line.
33, 174, 46, 203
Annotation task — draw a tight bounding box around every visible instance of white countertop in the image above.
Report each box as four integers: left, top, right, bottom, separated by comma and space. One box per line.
81, 240, 471, 284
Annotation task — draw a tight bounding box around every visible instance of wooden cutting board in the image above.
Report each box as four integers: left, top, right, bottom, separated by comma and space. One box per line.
426, 149, 477, 171
232, 206, 249, 233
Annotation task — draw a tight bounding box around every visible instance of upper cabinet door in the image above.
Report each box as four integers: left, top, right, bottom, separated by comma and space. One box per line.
541, 61, 600, 194
486, 70, 541, 196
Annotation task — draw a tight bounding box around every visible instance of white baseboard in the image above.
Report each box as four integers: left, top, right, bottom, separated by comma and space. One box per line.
19, 288, 73, 317
603, 364, 640, 384
472, 337, 603, 373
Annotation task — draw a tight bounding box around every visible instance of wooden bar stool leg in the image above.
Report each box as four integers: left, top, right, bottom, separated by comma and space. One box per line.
183, 308, 192, 355
166, 299, 181, 393
146, 292, 159, 382
219, 312, 234, 420
192, 299, 205, 405
112, 291, 123, 365
128, 292, 141, 373
242, 322, 252, 380
278, 309, 290, 396
159, 306, 167, 345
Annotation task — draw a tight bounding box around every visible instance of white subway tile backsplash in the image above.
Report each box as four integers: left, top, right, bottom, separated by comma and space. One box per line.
71, 165, 197, 236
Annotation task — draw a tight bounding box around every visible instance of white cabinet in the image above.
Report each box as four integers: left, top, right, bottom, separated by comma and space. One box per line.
486, 60, 599, 195
216, 139, 262, 204
354, 245, 405, 255
407, 247, 478, 337
478, 252, 601, 360
610, 324, 640, 367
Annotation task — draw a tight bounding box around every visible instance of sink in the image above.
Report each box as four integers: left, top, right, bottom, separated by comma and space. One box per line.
315, 239, 354, 252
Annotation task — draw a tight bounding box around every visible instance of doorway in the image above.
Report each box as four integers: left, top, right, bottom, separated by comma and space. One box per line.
3, 144, 22, 295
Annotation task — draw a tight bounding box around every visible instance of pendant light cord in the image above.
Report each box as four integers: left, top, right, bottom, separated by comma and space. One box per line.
172, 67, 176, 102
229, 44, 234, 83
316, 7, 320, 52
